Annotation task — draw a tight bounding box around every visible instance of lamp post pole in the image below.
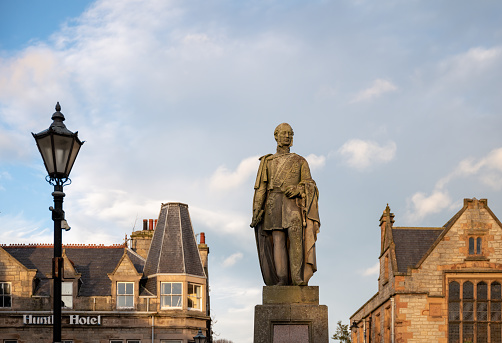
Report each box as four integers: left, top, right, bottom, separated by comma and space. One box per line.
52, 184, 65, 343
32, 102, 83, 343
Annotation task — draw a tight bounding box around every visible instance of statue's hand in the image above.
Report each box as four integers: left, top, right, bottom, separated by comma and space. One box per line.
285, 185, 301, 198
250, 209, 264, 228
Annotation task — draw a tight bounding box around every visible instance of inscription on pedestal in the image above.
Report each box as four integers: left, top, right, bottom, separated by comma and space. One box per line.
273, 324, 309, 343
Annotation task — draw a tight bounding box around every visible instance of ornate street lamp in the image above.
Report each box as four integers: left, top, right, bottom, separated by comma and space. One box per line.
193, 329, 207, 343
32, 102, 83, 343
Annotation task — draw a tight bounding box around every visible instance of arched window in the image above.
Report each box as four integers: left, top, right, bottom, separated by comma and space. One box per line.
492, 282, 502, 342
449, 281, 461, 342
448, 280, 502, 342
469, 238, 475, 255
477, 237, 482, 255
477, 282, 488, 341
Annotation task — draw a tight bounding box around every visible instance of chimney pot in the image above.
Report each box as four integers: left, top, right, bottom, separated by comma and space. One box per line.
149, 219, 154, 230
200, 232, 205, 244
143, 219, 148, 231
154, 219, 158, 229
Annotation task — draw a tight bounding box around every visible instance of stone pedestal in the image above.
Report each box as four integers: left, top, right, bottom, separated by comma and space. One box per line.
254, 286, 329, 343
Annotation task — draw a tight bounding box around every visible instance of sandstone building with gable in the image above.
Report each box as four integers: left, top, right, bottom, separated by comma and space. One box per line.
0, 202, 210, 343
350, 198, 502, 343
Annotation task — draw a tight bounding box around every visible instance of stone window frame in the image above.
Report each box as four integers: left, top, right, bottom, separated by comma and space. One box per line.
448, 279, 502, 343
116, 282, 134, 309
160, 282, 183, 309
469, 237, 483, 255
62, 281, 73, 309
0, 282, 12, 308
187, 282, 203, 311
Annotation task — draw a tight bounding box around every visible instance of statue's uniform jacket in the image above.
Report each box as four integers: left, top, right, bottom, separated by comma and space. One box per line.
253, 152, 320, 285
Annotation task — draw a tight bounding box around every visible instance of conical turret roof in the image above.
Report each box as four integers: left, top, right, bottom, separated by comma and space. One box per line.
143, 202, 205, 277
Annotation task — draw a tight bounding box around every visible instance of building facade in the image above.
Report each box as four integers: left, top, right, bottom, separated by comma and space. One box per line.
0, 202, 211, 343
351, 198, 502, 343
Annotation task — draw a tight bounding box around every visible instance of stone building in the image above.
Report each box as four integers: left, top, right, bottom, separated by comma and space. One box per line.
0, 202, 211, 343
350, 198, 502, 343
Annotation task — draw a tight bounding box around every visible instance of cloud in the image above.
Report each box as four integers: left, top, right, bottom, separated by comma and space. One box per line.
0, 213, 51, 244
337, 139, 396, 170
209, 156, 260, 191
406, 190, 452, 222
351, 79, 397, 103
190, 206, 250, 237
222, 252, 243, 267
306, 154, 326, 171
406, 147, 502, 222
361, 262, 379, 276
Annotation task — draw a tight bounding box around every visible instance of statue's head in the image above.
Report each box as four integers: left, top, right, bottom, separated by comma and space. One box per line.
274, 123, 294, 148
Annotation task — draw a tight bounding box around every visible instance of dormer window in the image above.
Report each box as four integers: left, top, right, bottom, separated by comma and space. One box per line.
62, 281, 73, 309
0, 282, 11, 308
117, 282, 134, 309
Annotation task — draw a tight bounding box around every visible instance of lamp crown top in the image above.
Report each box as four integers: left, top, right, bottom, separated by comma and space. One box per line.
51, 102, 65, 123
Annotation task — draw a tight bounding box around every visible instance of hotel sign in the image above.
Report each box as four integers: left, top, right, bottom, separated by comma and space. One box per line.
23, 314, 101, 325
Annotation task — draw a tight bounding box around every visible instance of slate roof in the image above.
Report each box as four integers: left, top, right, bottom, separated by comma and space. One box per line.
143, 202, 205, 278
3, 245, 144, 297
392, 228, 444, 274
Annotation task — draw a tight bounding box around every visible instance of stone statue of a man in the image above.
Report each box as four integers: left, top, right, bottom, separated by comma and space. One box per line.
251, 123, 320, 286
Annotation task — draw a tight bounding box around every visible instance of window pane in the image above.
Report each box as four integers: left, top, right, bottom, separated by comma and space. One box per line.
118, 282, 125, 294
469, 237, 475, 254
117, 295, 125, 308
478, 282, 488, 300
62, 282, 72, 295
62, 295, 73, 309
172, 283, 182, 295
161, 295, 171, 308
491, 323, 502, 342
2, 295, 11, 307
477, 237, 482, 254
463, 282, 474, 299
172, 295, 181, 307
162, 283, 171, 295
448, 323, 460, 343
125, 295, 133, 307
126, 283, 133, 295
463, 323, 474, 342
449, 282, 460, 300
492, 282, 502, 300
491, 302, 501, 321
463, 301, 474, 320
477, 302, 488, 321
449, 302, 460, 321
477, 322, 488, 343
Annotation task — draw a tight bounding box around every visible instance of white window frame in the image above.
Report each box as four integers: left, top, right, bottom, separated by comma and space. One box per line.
0, 282, 12, 308
116, 282, 134, 309
187, 283, 202, 310
62, 282, 73, 309
160, 282, 182, 309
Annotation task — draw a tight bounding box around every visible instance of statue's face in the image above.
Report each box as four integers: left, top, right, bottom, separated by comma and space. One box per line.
275, 125, 293, 148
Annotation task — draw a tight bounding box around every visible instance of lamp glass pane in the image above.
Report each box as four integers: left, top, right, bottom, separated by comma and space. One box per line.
66, 137, 81, 176
53, 135, 73, 175
37, 135, 55, 174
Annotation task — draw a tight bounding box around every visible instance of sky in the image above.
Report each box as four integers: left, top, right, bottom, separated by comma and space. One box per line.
1, 0, 502, 341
